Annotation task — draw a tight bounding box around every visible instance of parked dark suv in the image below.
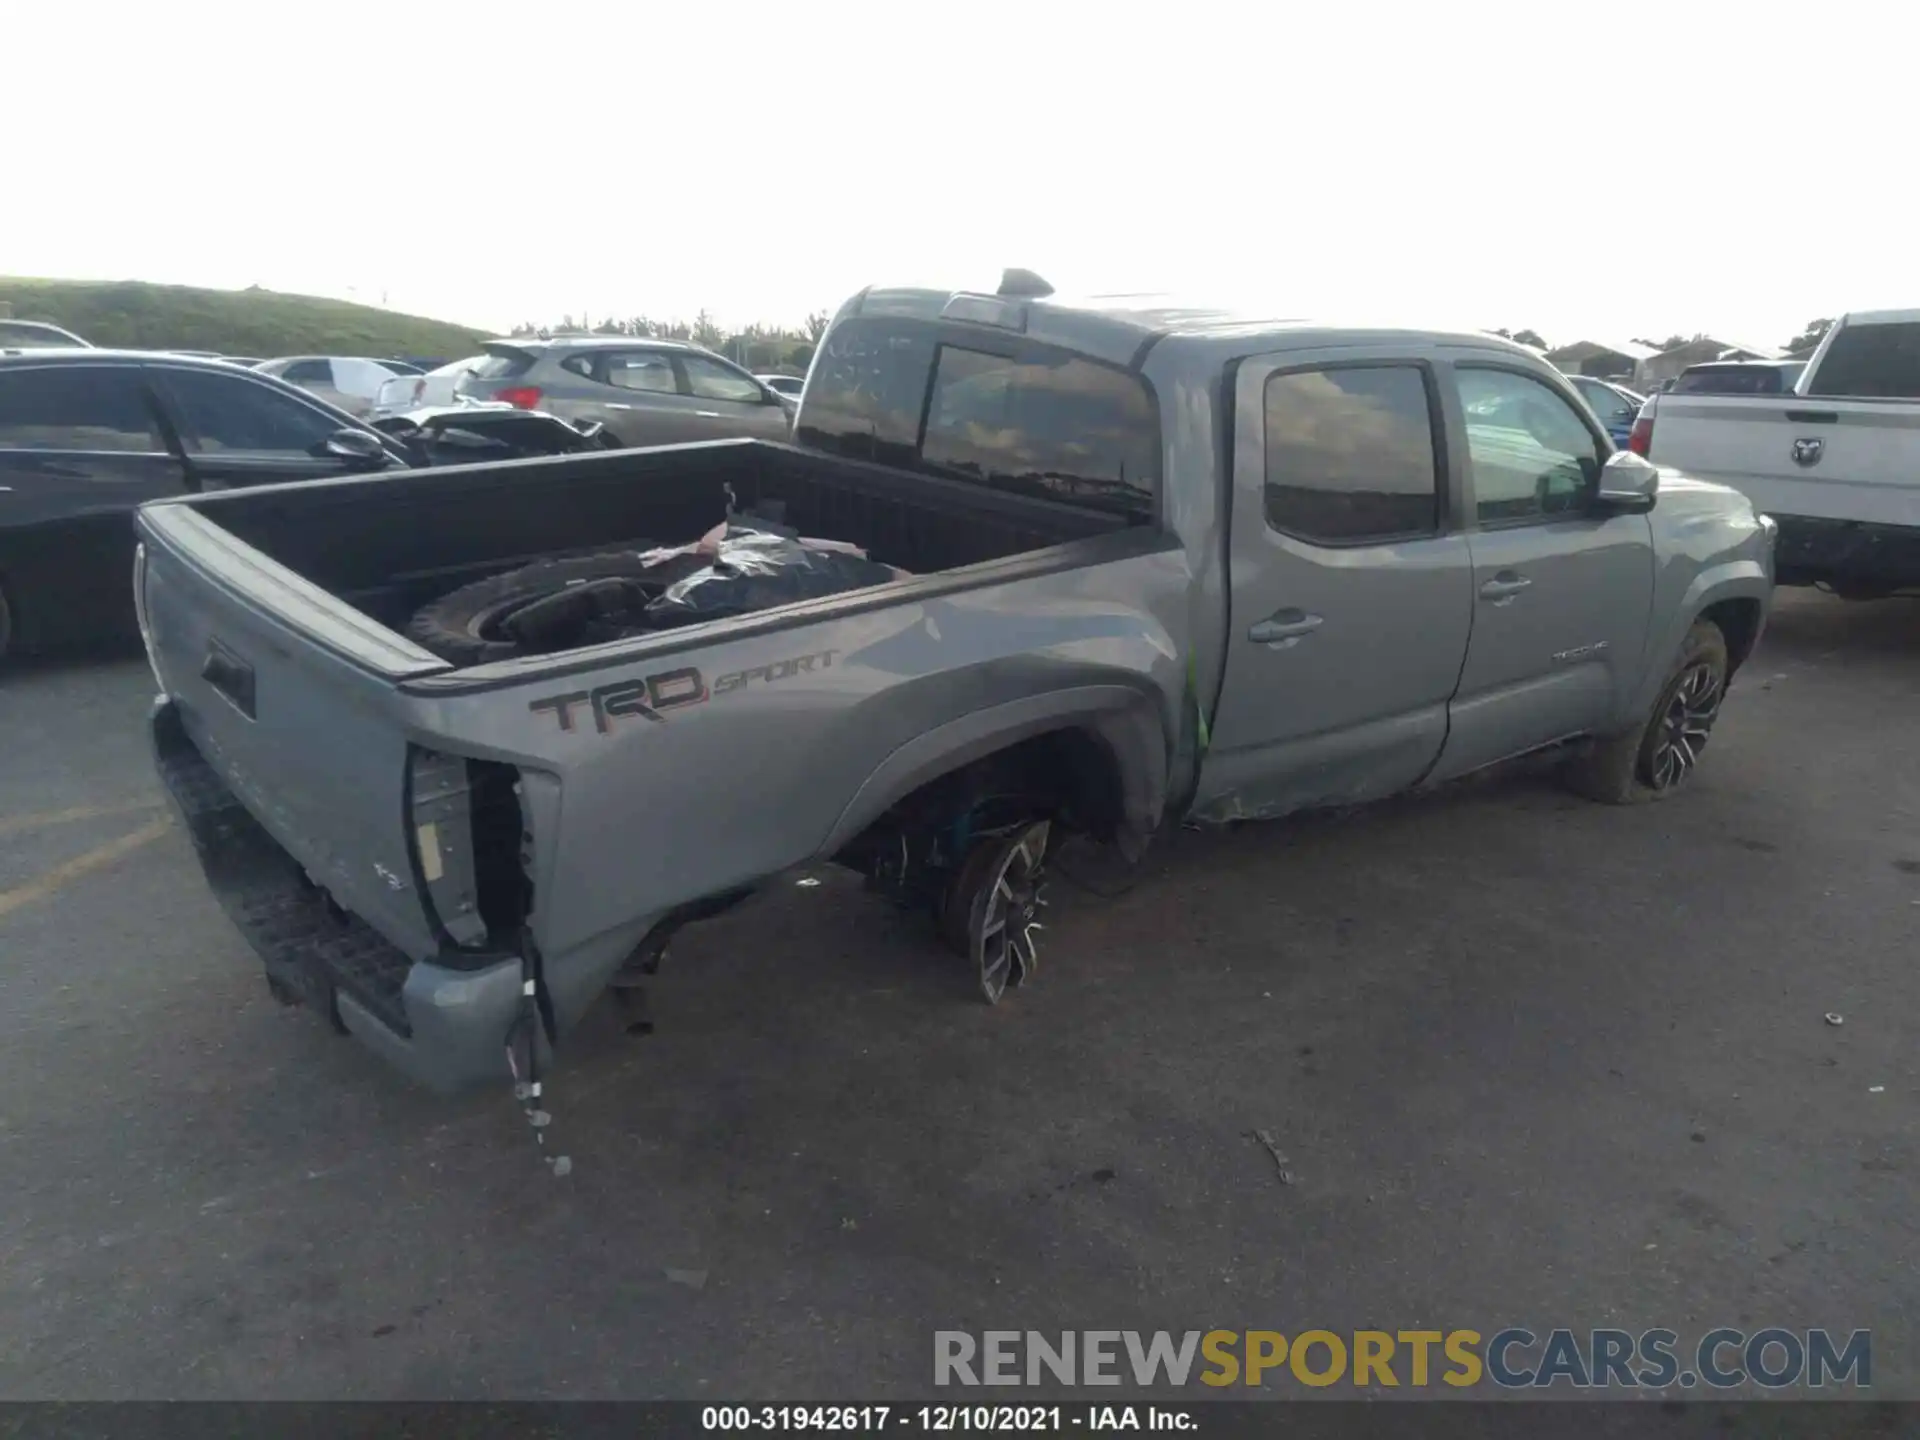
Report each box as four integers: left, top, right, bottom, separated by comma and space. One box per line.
0, 352, 613, 658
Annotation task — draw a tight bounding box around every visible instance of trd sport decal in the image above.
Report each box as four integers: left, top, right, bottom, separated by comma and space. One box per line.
528, 649, 839, 733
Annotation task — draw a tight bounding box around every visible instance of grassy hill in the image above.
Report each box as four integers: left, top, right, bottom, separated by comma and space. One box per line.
0, 277, 491, 359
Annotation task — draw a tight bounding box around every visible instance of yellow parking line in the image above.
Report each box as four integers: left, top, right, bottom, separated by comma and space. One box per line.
0, 816, 173, 922
0, 801, 164, 842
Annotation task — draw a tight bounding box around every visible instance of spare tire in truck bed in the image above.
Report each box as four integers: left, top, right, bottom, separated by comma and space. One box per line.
406, 550, 709, 666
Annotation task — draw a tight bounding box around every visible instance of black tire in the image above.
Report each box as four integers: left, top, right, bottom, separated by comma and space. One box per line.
406, 549, 705, 666
1565, 619, 1729, 804
0, 578, 12, 661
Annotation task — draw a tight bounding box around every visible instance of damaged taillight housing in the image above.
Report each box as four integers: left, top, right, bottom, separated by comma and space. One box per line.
407, 746, 532, 952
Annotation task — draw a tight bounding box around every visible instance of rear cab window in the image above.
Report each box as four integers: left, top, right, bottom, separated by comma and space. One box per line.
798, 317, 1159, 523
1807, 321, 1920, 398
1672, 365, 1786, 396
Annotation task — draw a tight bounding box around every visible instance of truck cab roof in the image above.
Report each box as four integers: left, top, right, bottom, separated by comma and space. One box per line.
842, 282, 1538, 370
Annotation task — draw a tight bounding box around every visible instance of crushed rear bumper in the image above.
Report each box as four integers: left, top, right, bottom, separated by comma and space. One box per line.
149, 697, 527, 1094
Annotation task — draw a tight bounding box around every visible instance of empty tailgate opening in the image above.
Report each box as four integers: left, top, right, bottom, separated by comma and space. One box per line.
408, 747, 534, 952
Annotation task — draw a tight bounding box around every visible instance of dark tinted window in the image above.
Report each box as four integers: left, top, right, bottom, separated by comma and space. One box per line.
471, 348, 536, 381
1806, 322, 1920, 398
798, 317, 938, 470
1263, 366, 1439, 542
0, 365, 164, 451
1672, 364, 1787, 396
161, 368, 342, 454
1456, 368, 1602, 524
920, 345, 1158, 518
799, 317, 1158, 519
279, 359, 333, 385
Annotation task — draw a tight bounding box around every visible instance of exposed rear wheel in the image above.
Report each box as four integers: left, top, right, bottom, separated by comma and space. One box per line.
943, 821, 1051, 1004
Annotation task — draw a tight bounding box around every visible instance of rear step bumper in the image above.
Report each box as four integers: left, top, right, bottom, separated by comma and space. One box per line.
1771, 515, 1920, 591
149, 697, 526, 1094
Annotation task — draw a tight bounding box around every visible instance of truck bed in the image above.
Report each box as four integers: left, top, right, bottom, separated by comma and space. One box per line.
134, 437, 1176, 1088
166, 439, 1127, 647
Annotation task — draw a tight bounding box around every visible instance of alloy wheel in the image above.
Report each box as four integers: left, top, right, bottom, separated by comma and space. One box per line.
966, 821, 1050, 1004
1643, 660, 1723, 791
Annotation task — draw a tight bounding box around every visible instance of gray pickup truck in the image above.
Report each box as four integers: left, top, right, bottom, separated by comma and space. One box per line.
137, 275, 1776, 1105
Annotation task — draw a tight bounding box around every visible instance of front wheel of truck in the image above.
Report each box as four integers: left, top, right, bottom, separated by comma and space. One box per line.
1566, 619, 1729, 805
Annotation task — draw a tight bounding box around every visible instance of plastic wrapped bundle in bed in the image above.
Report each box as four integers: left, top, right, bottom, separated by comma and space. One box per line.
641, 522, 907, 628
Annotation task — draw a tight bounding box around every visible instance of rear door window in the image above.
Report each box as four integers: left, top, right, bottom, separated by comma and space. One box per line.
1262, 365, 1441, 543
681, 354, 765, 403
1806, 322, 1920, 398
0, 365, 166, 452
603, 352, 681, 394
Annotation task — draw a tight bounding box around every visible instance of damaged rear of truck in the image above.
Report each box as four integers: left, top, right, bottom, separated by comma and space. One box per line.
136, 280, 1208, 1096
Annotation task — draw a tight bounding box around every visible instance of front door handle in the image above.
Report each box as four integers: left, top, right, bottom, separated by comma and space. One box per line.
1248, 609, 1323, 648
1479, 572, 1532, 604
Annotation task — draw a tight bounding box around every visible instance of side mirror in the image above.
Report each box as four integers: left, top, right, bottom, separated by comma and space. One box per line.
323, 428, 394, 468
1596, 451, 1659, 513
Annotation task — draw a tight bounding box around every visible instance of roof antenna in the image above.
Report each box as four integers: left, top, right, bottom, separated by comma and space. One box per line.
997, 268, 1054, 299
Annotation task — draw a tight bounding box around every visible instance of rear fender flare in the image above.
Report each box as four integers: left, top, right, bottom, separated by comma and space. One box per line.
815, 684, 1172, 858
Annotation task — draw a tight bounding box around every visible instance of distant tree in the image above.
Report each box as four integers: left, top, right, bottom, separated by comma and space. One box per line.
1658, 333, 1691, 350
1511, 328, 1547, 350
692, 309, 726, 350
1783, 318, 1833, 356
804, 310, 831, 343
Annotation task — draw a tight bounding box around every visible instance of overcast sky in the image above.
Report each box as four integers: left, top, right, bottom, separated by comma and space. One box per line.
8, 1, 1907, 350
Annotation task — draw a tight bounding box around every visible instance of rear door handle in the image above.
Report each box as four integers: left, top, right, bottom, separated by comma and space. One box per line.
1248, 609, 1323, 648
1479, 573, 1532, 604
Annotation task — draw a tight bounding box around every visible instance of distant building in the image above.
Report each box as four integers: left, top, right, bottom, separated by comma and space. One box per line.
1637, 337, 1785, 389
1545, 340, 1660, 382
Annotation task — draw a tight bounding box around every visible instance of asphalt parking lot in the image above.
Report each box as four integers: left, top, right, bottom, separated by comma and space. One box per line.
0, 589, 1914, 1401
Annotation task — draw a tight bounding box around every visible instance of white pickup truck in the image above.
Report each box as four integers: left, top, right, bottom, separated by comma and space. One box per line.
1635, 310, 1920, 597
